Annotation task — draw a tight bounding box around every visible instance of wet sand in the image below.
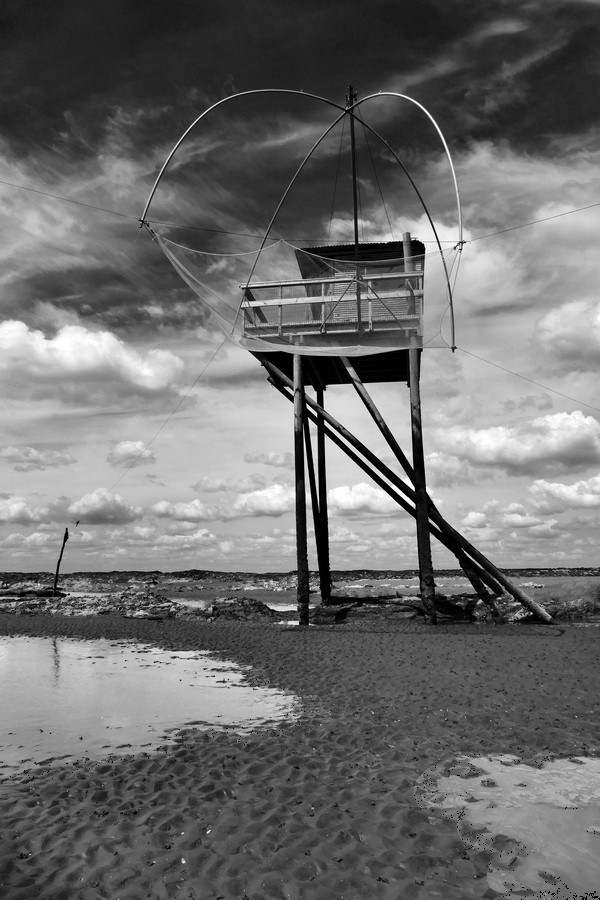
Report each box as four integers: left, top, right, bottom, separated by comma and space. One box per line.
0, 612, 599, 899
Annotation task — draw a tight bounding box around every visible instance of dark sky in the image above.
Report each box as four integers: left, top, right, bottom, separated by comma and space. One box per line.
2, 0, 599, 151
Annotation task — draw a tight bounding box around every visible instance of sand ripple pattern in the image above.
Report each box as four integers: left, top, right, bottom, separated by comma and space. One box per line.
1, 613, 599, 899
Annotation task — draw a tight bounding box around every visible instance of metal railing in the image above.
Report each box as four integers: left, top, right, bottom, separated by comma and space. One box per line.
241, 271, 424, 339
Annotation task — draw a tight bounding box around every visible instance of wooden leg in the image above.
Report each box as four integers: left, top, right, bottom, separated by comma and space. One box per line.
316, 387, 331, 604
409, 346, 436, 624
263, 357, 553, 623
294, 355, 310, 626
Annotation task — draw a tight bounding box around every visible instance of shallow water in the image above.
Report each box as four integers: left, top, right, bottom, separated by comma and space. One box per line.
0, 636, 299, 775
419, 754, 600, 897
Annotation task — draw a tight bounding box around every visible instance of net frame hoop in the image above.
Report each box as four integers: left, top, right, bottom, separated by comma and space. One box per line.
140, 88, 462, 348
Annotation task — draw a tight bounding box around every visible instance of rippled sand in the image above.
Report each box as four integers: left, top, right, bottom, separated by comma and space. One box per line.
0, 612, 598, 899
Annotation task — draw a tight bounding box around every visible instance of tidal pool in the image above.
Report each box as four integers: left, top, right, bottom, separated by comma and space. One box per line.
0, 635, 299, 776
418, 754, 600, 897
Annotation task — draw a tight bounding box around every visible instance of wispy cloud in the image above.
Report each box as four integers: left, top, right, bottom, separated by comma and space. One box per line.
0, 446, 76, 471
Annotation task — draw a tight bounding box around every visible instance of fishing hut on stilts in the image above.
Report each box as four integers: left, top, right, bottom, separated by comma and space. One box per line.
140, 86, 553, 626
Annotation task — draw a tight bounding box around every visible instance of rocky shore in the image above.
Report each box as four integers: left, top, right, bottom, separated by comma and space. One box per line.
0, 570, 560, 624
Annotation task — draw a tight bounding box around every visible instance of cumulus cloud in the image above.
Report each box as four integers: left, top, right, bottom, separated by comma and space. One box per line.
460, 502, 562, 546
538, 300, 600, 370
329, 526, 362, 544
191, 473, 265, 493
107, 440, 156, 468
425, 452, 474, 488
0, 445, 76, 471
327, 483, 399, 517
191, 475, 231, 493
461, 511, 487, 528
243, 451, 294, 469
156, 528, 216, 548
0, 494, 45, 525
502, 511, 546, 528
0, 321, 184, 394
2, 530, 53, 550
231, 484, 295, 517
152, 498, 215, 521
438, 411, 600, 474
68, 488, 141, 524
529, 474, 600, 513
524, 521, 560, 540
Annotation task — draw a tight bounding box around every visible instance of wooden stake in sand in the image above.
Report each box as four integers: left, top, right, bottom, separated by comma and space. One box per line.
53, 527, 69, 596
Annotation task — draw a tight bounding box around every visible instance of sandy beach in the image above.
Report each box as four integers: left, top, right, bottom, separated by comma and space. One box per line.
1, 611, 599, 899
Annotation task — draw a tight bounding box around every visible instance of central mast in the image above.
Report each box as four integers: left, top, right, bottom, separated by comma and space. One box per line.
346, 84, 362, 333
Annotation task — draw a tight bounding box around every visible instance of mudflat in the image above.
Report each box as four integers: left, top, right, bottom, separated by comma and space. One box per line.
0, 611, 598, 899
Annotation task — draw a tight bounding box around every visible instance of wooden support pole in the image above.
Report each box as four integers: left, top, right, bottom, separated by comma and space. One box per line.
340, 356, 497, 599
316, 386, 331, 604
274, 380, 503, 610
409, 345, 437, 624
456, 550, 501, 616
263, 358, 553, 623
294, 354, 310, 626
341, 357, 414, 479
303, 416, 324, 592
273, 376, 544, 615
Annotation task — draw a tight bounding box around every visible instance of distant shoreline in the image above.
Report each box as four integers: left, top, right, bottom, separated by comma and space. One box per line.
3, 566, 600, 579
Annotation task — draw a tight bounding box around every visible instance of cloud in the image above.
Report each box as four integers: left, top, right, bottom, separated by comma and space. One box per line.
191, 475, 232, 493
501, 394, 553, 415
329, 526, 362, 545
461, 511, 487, 528
327, 483, 399, 517
0, 445, 76, 471
191, 473, 265, 493
460, 501, 562, 547
0, 495, 45, 525
152, 498, 215, 522
156, 528, 216, 548
1, 3, 600, 571
438, 411, 600, 474
523, 521, 560, 540
502, 511, 546, 528
425, 452, 474, 488
538, 300, 600, 370
0, 321, 184, 396
243, 451, 294, 469
529, 474, 600, 513
231, 484, 295, 517
107, 440, 156, 467
68, 488, 141, 524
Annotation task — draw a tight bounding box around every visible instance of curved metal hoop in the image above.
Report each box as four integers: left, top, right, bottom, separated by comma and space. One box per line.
140, 88, 462, 347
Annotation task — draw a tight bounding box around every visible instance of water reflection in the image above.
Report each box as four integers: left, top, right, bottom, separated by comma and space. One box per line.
418, 754, 600, 896
0, 636, 299, 776
52, 635, 60, 682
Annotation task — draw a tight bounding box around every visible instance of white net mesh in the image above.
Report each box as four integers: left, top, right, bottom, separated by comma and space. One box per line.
152, 230, 457, 356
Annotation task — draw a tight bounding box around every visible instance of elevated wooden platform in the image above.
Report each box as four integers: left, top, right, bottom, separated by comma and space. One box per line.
242, 239, 425, 361
252, 349, 410, 388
